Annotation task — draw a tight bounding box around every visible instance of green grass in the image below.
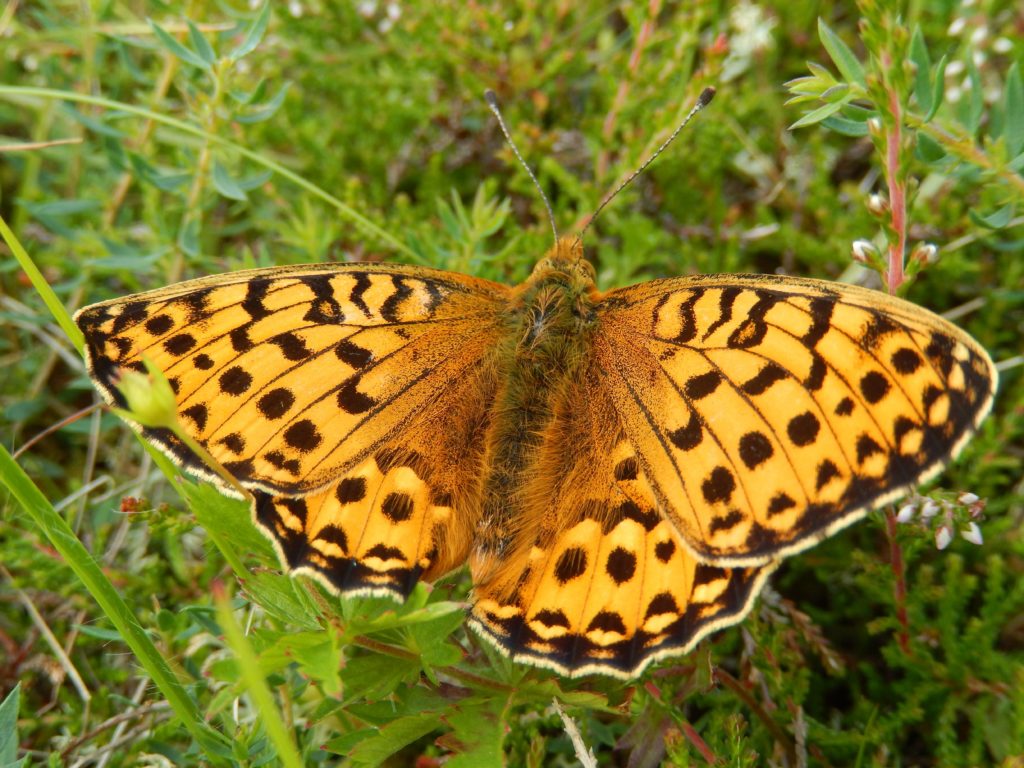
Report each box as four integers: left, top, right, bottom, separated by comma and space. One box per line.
1, 1, 1022, 765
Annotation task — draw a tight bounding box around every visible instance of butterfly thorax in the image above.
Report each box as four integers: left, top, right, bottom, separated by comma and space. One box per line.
473, 238, 601, 574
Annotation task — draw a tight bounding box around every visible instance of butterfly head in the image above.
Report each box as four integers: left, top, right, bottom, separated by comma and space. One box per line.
530, 236, 596, 287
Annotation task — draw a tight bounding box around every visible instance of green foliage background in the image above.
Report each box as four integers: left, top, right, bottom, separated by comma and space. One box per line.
1, 1, 1022, 765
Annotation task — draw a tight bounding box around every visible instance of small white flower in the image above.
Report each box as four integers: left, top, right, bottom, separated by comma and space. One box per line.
851, 239, 878, 264
961, 522, 984, 546
867, 194, 889, 216
947, 17, 967, 36
386, 2, 401, 20
935, 525, 953, 550
969, 26, 988, 46
993, 37, 1013, 54
357, 0, 378, 17
288, 0, 303, 17
958, 492, 979, 505
921, 500, 942, 519
911, 242, 939, 265
896, 504, 917, 523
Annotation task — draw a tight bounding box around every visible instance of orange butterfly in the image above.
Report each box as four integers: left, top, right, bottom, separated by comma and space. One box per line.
75, 91, 996, 677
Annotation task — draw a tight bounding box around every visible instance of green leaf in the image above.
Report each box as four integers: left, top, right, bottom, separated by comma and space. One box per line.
925, 54, 948, 121
346, 714, 439, 766
341, 654, 420, 702
260, 631, 343, 696
235, 82, 291, 124
0, 445, 229, 757
962, 57, 985, 135
212, 161, 249, 201
910, 27, 933, 114
442, 696, 511, 768
0, 684, 23, 768
230, 2, 271, 61
970, 203, 1015, 230
821, 114, 869, 137
789, 99, 845, 129
1004, 62, 1024, 157
818, 18, 865, 88
916, 132, 947, 162
148, 19, 213, 72
186, 20, 217, 67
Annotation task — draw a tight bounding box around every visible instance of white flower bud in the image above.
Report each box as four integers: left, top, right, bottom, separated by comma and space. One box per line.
961, 522, 983, 546
920, 500, 941, 519
896, 504, 917, 523
910, 242, 939, 266
957, 492, 979, 505
935, 525, 953, 550
948, 17, 967, 36
851, 239, 878, 264
867, 194, 889, 216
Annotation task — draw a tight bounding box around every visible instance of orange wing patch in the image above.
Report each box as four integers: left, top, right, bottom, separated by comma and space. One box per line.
596, 275, 997, 567
469, 380, 774, 678
76, 263, 509, 495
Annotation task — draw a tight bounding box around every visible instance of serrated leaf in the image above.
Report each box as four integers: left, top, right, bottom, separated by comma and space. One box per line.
148, 19, 212, 72
1004, 63, 1024, 156
230, 2, 271, 61
346, 715, 439, 766
212, 161, 248, 201
260, 631, 342, 696
789, 99, 845, 129
970, 203, 1015, 230
441, 696, 509, 768
341, 654, 420, 702
910, 27, 933, 114
916, 132, 947, 162
818, 18, 865, 88
186, 20, 217, 66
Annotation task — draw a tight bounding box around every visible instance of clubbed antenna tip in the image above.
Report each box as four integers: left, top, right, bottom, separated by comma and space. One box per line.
578, 85, 717, 240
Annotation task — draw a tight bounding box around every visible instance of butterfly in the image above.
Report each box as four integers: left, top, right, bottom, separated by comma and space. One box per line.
74, 231, 997, 678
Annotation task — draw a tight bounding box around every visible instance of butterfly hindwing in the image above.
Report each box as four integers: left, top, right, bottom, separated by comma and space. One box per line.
595, 274, 997, 566
76, 263, 510, 495
469, 375, 774, 678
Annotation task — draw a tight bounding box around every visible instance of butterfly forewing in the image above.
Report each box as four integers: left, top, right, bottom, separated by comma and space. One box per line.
76, 263, 510, 495
595, 274, 997, 566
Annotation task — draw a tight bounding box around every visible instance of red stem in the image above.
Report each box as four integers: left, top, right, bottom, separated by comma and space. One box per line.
885, 87, 907, 294
885, 510, 912, 655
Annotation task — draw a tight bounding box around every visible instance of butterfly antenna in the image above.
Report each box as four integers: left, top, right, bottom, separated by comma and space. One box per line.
485, 89, 559, 246
578, 86, 716, 243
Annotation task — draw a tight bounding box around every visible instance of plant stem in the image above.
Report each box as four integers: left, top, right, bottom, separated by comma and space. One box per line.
885, 509, 912, 656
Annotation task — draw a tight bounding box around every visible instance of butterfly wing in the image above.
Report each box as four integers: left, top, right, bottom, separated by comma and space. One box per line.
469, 376, 774, 678
252, 354, 497, 598
76, 263, 510, 496
593, 274, 997, 566
77, 263, 510, 599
